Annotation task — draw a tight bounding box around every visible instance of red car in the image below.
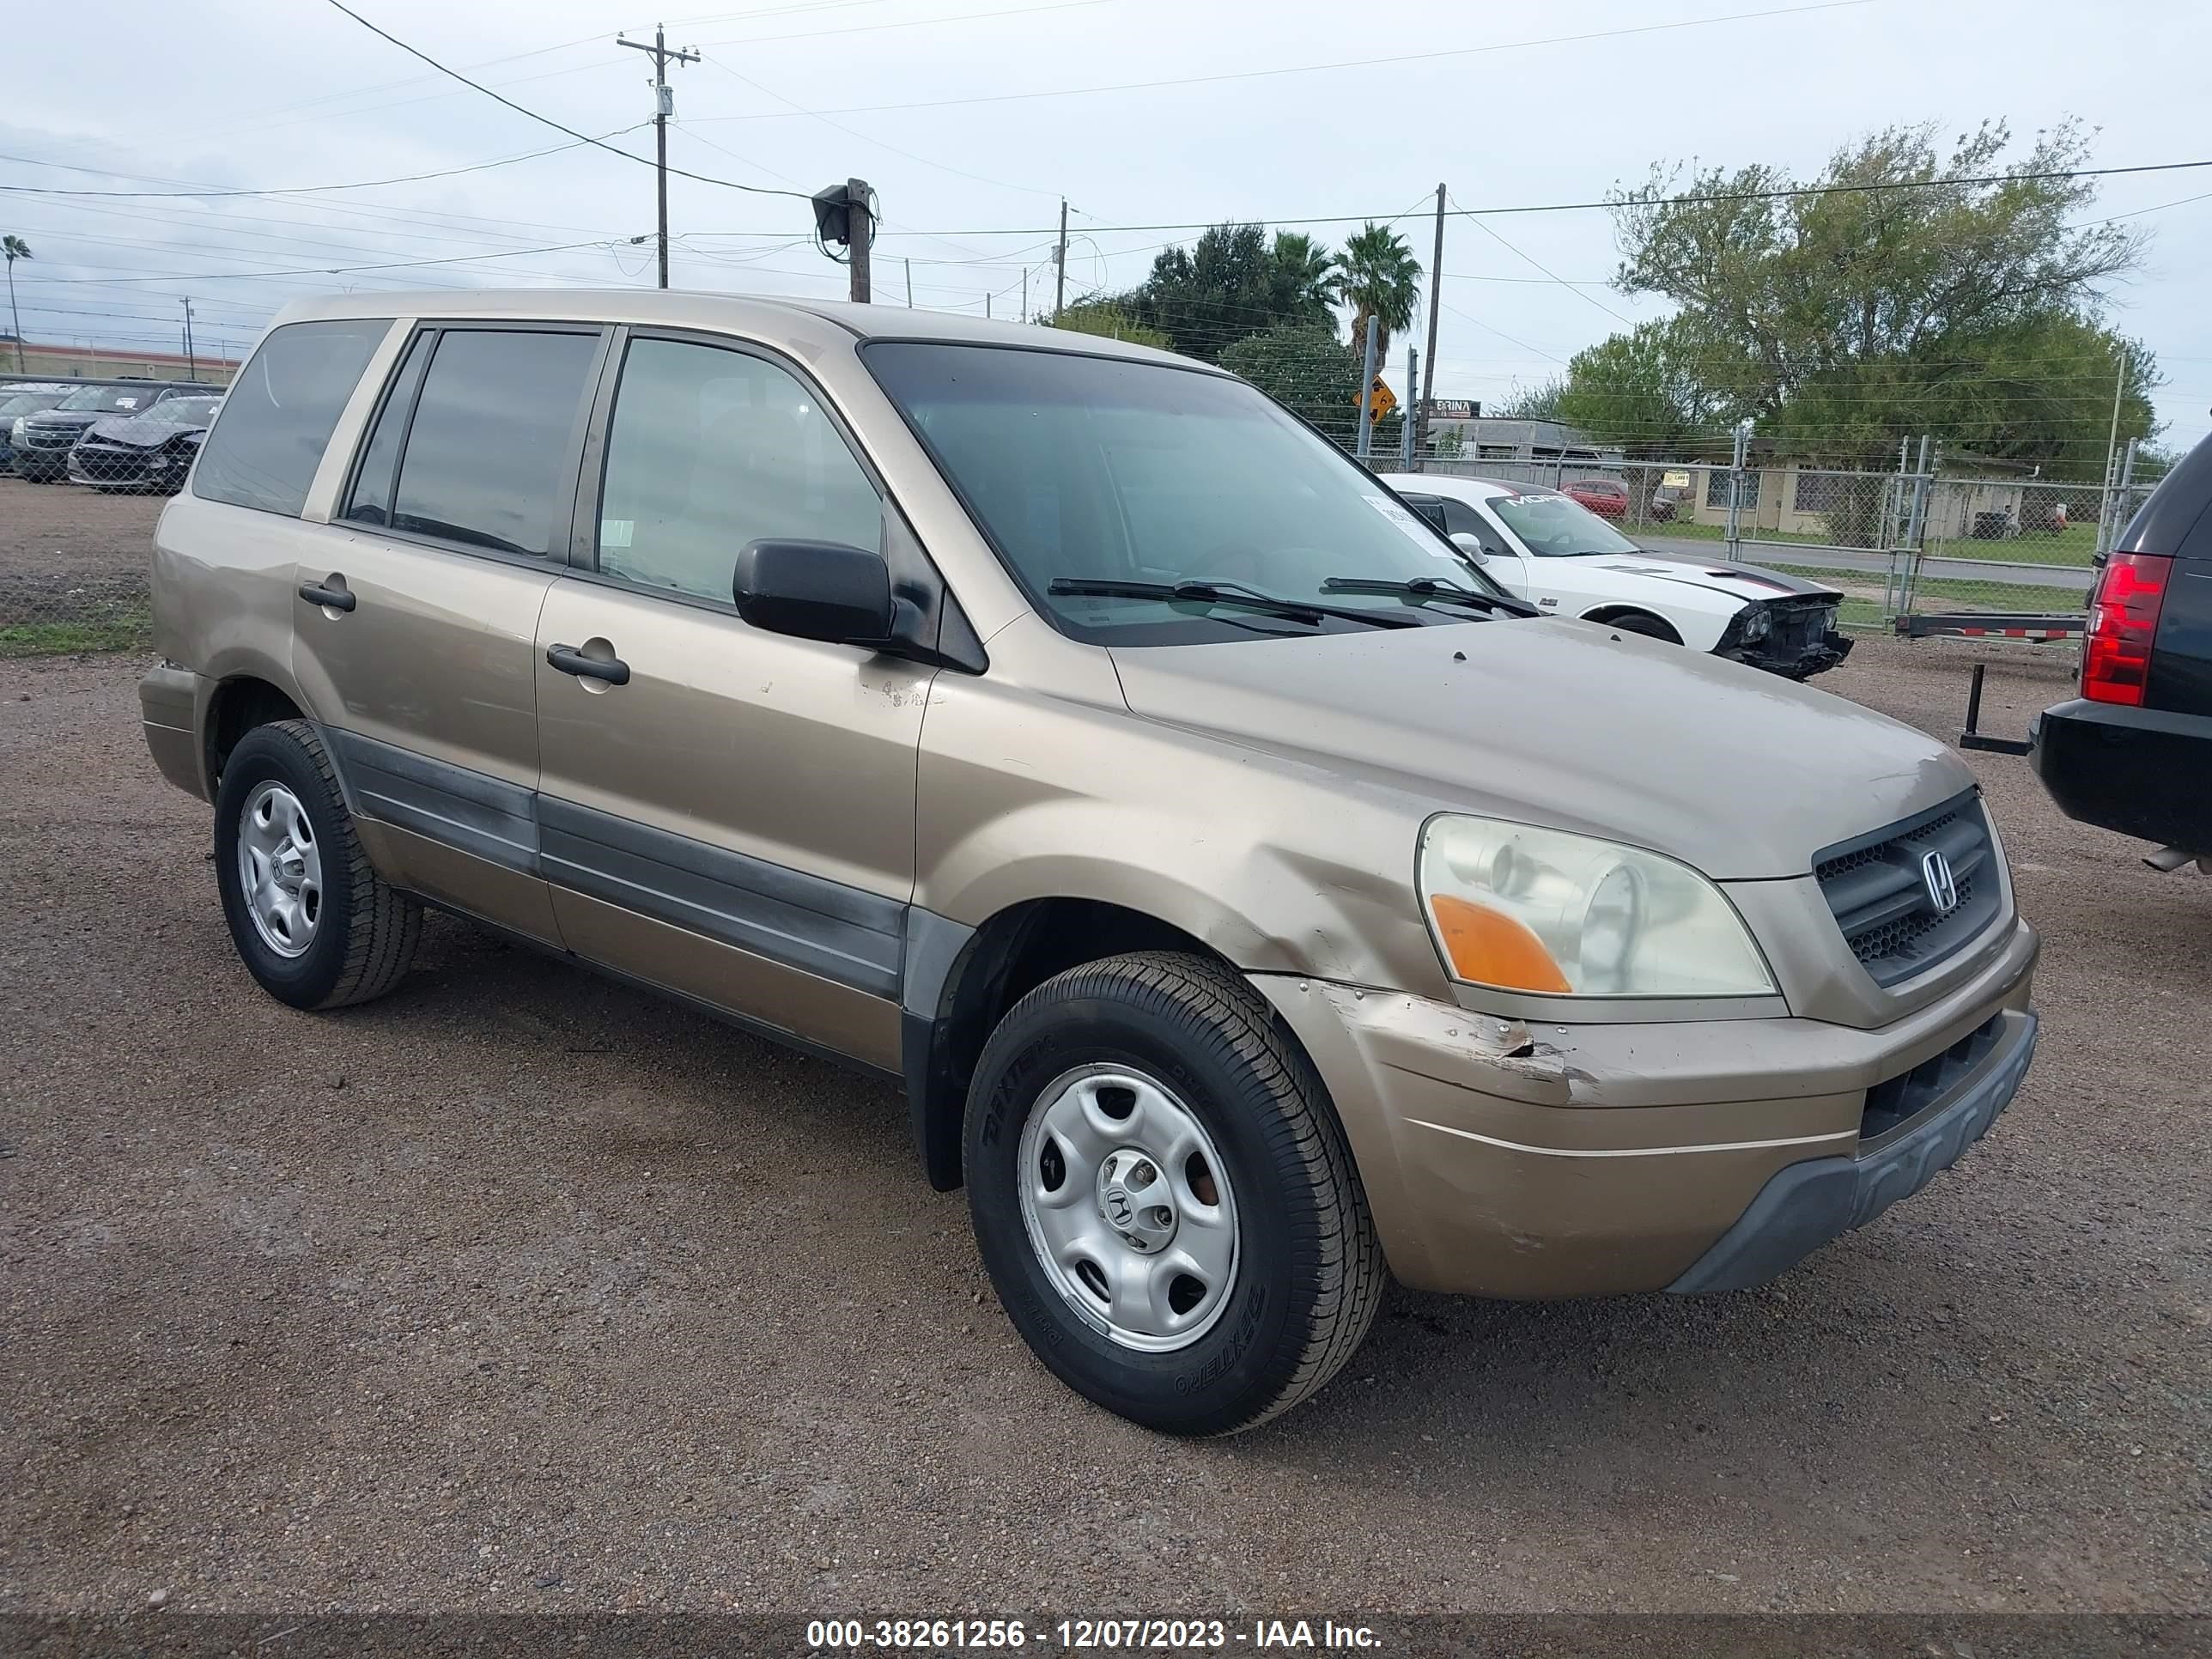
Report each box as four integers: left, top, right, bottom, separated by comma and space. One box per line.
1562, 477, 1629, 520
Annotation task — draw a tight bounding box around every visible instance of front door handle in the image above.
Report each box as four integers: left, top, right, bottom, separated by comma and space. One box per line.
298, 577, 356, 612
545, 642, 630, 686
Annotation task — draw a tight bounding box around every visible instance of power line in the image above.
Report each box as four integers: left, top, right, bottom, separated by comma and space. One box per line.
1449, 190, 1635, 326
317, 0, 814, 201
0, 130, 648, 201
644, 156, 2212, 240
38, 239, 623, 286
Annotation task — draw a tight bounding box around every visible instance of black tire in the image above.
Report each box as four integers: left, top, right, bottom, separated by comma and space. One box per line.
213, 720, 421, 1011
965, 951, 1385, 1436
1602, 610, 1681, 643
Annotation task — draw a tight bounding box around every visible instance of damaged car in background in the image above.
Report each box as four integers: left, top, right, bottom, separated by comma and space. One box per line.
69, 393, 222, 492
1383, 472, 1853, 679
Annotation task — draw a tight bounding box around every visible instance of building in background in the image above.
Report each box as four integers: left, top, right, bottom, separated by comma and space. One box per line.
0, 338, 238, 386
1419, 404, 1623, 466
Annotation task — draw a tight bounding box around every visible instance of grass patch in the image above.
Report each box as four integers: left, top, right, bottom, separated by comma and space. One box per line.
0, 619, 154, 658
1636, 517, 2100, 568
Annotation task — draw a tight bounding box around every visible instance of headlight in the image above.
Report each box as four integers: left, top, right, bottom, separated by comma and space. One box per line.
1741, 605, 1772, 642
1418, 816, 1775, 997
9, 418, 24, 444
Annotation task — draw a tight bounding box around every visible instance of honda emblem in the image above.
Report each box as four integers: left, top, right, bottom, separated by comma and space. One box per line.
1921, 849, 1960, 915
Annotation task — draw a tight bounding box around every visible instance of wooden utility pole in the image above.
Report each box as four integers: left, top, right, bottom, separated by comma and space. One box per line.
847, 177, 872, 303
1053, 198, 1068, 322
904, 258, 914, 307
1417, 182, 1445, 454
618, 27, 699, 289
180, 297, 198, 382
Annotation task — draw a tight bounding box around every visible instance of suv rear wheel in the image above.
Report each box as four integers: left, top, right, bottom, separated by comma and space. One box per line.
965, 951, 1384, 1434
213, 720, 421, 1010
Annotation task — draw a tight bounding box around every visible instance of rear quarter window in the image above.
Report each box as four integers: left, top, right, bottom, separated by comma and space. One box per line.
194, 320, 386, 517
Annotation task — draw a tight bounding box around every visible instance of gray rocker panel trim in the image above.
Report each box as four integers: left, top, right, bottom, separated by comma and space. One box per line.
319, 726, 912, 1001
536, 795, 906, 1000
320, 726, 538, 875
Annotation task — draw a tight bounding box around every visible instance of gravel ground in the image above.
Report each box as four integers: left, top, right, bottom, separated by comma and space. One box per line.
2, 598, 2207, 1616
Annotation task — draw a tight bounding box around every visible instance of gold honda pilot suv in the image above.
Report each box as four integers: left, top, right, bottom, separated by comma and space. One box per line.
141, 293, 2039, 1434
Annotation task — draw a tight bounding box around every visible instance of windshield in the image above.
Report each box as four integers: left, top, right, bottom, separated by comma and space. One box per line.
1486, 489, 1643, 557
138, 397, 221, 426
57, 385, 169, 414
862, 342, 1507, 643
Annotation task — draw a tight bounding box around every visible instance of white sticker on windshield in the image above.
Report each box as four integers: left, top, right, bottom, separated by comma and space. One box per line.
1364, 494, 1457, 559
115, 398, 140, 410
600, 520, 634, 549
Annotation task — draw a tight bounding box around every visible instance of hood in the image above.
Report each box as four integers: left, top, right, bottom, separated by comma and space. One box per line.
1583, 553, 1843, 608
1107, 617, 1971, 880
30, 410, 103, 431
84, 410, 210, 447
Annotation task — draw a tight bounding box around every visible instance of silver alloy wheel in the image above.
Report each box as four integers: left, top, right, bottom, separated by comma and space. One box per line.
236, 781, 324, 960
1016, 1063, 1241, 1353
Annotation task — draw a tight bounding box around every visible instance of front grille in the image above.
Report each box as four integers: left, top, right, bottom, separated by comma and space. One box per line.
1814, 791, 2000, 987
24, 426, 77, 449
1861, 1012, 2006, 1139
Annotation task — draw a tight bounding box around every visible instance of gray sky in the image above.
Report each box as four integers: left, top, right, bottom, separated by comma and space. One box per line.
7, 0, 2209, 452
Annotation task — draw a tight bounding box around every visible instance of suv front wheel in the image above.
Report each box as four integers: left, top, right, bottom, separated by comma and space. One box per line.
213, 720, 421, 1010
965, 952, 1385, 1435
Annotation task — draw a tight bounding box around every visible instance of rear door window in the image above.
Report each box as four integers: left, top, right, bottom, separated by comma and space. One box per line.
194, 320, 385, 516
384, 329, 601, 557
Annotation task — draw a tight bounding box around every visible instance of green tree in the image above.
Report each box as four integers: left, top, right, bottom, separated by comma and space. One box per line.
3, 234, 28, 374
1220, 322, 1401, 453
1048, 299, 1172, 351
1554, 319, 1727, 457
1121, 223, 1338, 362
1607, 120, 2154, 471
1493, 375, 1568, 422
1267, 230, 1339, 316
1332, 222, 1420, 363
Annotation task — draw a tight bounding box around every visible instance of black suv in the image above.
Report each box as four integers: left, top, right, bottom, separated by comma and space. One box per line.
10, 380, 212, 482
2031, 433, 2212, 868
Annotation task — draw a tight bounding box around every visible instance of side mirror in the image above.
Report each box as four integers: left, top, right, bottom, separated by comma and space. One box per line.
1449, 531, 1501, 562
733, 538, 895, 647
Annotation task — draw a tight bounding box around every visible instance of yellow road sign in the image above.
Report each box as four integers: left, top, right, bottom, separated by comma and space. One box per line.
1358, 378, 1397, 422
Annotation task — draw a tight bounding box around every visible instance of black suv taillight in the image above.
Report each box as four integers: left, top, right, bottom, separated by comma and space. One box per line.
2081, 551, 2172, 706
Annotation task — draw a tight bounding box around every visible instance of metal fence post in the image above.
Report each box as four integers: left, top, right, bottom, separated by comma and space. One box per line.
1402, 345, 1419, 471
1354, 315, 1380, 461
1725, 421, 1751, 559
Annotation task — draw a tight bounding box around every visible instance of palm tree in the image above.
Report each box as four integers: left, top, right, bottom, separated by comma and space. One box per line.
3, 235, 27, 374
1267, 231, 1338, 320
1332, 222, 1420, 364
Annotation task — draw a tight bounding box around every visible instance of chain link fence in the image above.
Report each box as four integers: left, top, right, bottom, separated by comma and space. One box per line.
0, 470, 164, 659
1399, 448, 2157, 643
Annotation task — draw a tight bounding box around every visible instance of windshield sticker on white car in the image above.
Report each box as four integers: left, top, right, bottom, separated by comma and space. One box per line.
600, 520, 635, 549
1364, 494, 1457, 558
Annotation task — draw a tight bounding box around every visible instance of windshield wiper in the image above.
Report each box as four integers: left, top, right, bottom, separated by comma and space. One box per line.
1047, 577, 1419, 629
1320, 576, 1540, 618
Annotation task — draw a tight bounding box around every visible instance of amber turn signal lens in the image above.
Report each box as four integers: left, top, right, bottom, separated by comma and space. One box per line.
1426, 894, 1572, 993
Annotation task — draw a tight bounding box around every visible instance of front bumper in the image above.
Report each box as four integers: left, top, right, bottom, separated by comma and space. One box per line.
1667, 1008, 2034, 1292
1255, 915, 2038, 1297
2032, 695, 2212, 852
1728, 630, 1853, 678
70, 446, 161, 487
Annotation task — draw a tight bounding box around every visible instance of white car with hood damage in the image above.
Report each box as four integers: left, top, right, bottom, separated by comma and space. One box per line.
1378, 472, 1853, 679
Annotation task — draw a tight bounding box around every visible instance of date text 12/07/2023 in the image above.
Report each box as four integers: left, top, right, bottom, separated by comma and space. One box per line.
805, 1618, 1383, 1650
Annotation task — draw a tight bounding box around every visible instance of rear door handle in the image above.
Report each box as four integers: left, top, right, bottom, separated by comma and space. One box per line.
298, 578, 356, 612
545, 642, 630, 686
